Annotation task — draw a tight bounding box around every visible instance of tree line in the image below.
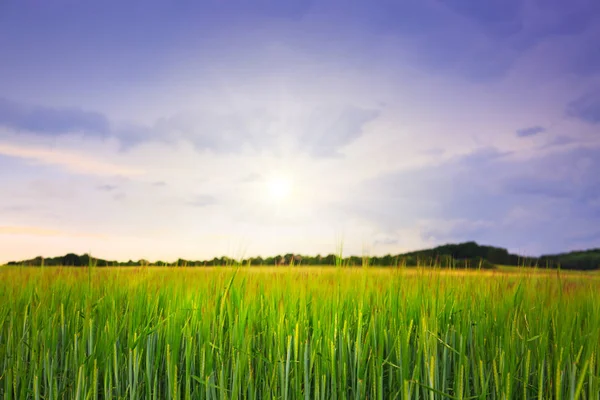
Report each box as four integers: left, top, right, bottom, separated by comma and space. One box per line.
5, 241, 600, 270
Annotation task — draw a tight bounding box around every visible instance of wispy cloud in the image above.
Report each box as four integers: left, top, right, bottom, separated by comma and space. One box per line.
299, 106, 379, 157
0, 97, 109, 136
373, 237, 399, 246
0, 143, 144, 177
239, 173, 262, 183
186, 195, 218, 208
566, 88, 600, 124
97, 184, 118, 192
516, 126, 545, 137
146, 104, 379, 157
539, 135, 577, 149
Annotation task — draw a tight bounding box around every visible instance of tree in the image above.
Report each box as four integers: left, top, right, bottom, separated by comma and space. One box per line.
63, 253, 82, 266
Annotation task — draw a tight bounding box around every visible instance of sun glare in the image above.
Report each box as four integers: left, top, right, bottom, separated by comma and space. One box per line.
266, 174, 293, 202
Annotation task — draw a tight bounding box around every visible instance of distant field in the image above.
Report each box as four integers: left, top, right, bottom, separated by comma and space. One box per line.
0, 266, 599, 399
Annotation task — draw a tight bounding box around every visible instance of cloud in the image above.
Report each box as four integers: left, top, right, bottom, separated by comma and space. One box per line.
0, 142, 144, 177
299, 106, 379, 157
438, 0, 600, 42
0, 205, 35, 213
111, 122, 161, 150
516, 126, 545, 137
322, 2, 513, 80
224, 0, 313, 20
566, 88, 600, 124
337, 0, 600, 81
186, 195, 218, 208
345, 1, 447, 36
346, 144, 600, 254
419, 218, 497, 244
503, 176, 571, 198
97, 184, 118, 192
0, 96, 378, 158
147, 105, 379, 157
438, 0, 522, 33
458, 146, 512, 164
0, 97, 109, 136
153, 109, 271, 153
570, 230, 600, 244
441, 145, 600, 221
526, 0, 600, 39
373, 237, 399, 246
0, 98, 157, 150
239, 173, 262, 183
539, 135, 577, 148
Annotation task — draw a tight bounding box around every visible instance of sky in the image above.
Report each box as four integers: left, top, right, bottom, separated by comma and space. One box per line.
1, 0, 599, 263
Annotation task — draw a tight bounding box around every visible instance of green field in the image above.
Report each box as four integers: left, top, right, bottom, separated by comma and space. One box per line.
0, 266, 599, 399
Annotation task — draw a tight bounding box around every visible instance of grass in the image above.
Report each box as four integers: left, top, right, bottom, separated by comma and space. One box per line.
0, 265, 599, 399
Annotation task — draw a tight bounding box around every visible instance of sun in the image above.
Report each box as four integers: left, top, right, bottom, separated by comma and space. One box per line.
266, 173, 293, 202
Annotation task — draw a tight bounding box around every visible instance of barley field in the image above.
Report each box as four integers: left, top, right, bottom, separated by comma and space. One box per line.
0, 265, 599, 399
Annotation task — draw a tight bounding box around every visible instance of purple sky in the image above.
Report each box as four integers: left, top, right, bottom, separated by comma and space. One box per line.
1, 0, 599, 262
